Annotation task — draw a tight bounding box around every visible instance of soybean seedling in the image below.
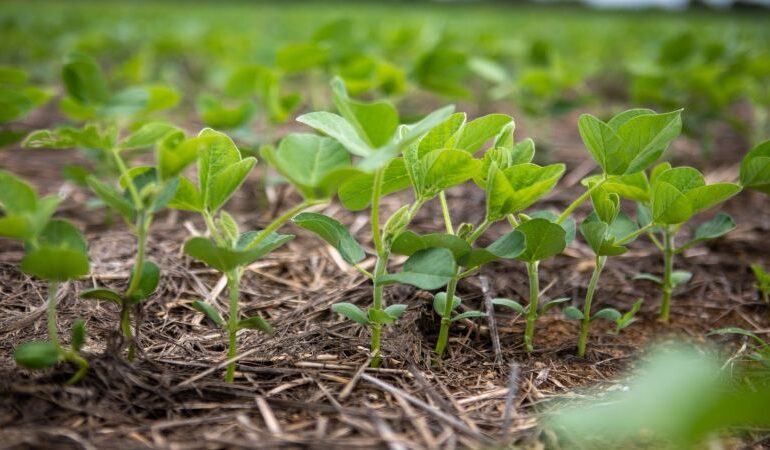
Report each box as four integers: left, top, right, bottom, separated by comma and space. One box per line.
633, 163, 740, 322
0, 171, 90, 383
391, 112, 567, 358
25, 122, 194, 359
561, 187, 646, 357
293, 77, 454, 366
494, 108, 682, 353
174, 129, 339, 382
56, 52, 179, 186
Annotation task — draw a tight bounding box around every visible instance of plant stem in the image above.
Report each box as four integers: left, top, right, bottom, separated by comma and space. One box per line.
524, 261, 540, 354
47, 281, 60, 349
119, 302, 135, 360
659, 227, 675, 323
439, 191, 454, 234
123, 212, 149, 361
225, 270, 241, 382
468, 219, 491, 244
64, 351, 89, 384
615, 223, 654, 246
577, 256, 606, 358
434, 273, 459, 358
110, 149, 143, 211
369, 167, 386, 367
556, 176, 607, 225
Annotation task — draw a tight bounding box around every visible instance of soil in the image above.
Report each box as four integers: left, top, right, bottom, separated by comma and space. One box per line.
1, 113, 769, 449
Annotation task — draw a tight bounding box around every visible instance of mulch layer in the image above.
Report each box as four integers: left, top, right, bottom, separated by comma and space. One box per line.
1, 116, 769, 449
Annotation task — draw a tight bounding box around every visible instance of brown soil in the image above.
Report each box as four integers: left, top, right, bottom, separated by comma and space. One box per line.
1, 120, 769, 449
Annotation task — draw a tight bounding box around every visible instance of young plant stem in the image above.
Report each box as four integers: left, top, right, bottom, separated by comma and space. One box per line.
434, 199, 483, 358
577, 256, 606, 358
434, 274, 459, 358
659, 227, 675, 323
556, 176, 608, 225
523, 261, 540, 353
225, 270, 241, 382
439, 191, 454, 234
370, 168, 386, 367
122, 211, 150, 361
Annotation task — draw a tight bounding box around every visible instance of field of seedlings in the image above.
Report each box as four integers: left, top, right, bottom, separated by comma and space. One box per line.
1, 1, 770, 448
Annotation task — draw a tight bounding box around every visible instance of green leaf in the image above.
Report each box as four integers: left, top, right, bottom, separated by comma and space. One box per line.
453, 114, 513, 153
578, 109, 681, 175
651, 181, 692, 225
119, 122, 178, 151
86, 176, 135, 221
196, 95, 254, 129
451, 311, 487, 322
14, 341, 60, 369
0, 215, 33, 240
460, 230, 526, 268
191, 300, 225, 327
20, 220, 90, 281
592, 308, 622, 322
297, 111, 373, 157
127, 261, 160, 303
209, 157, 256, 212
474, 139, 536, 188
617, 110, 682, 175
417, 112, 466, 154
292, 212, 365, 265
385, 304, 408, 320
262, 133, 351, 200
680, 213, 735, 251
237, 316, 273, 334
634, 273, 663, 285
332, 302, 370, 326
419, 148, 482, 196
167, 176, 203, 212
62, 52, 110, 105
80, 288, 122, 304
71, 319, 86, 352
338, 158, 410, 210
0, 170, 37, 214
196, 129, 242, 208
563, 306, 585, 320
740, 140, 770, 194
185, 237, 262, 272
516, 218, 567, 263
331, 77, 399, 148
391, 231, 471, 262
492, 298, 526, 315
433, 292, 462, 317
368, 308, 398, 325
158, 131, 201, 180
684, 184, 741, 217
671, 271, 692, 288
378, 248, 456, 290
486, 163, 566, 221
